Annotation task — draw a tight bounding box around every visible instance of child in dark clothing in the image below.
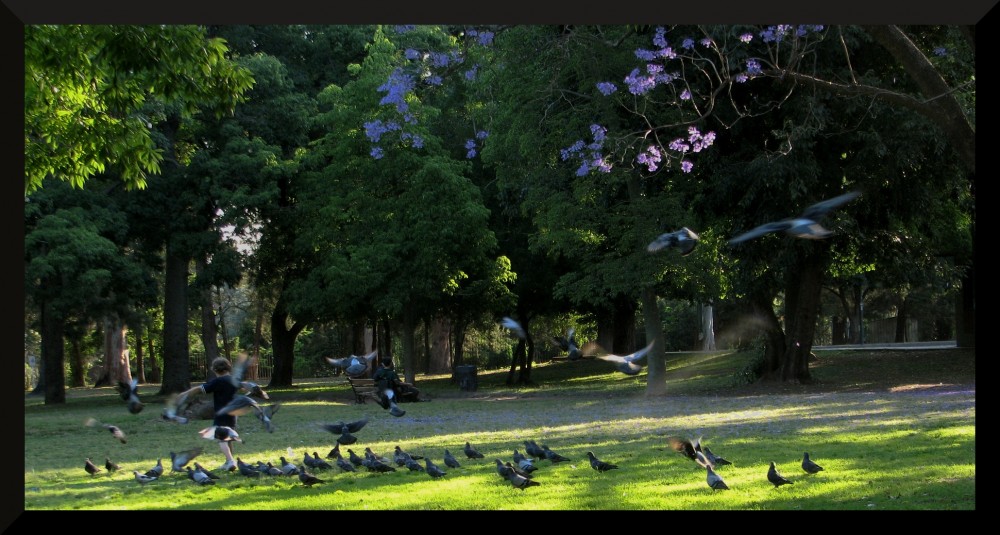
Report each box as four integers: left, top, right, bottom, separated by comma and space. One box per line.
178, 356, 255, 471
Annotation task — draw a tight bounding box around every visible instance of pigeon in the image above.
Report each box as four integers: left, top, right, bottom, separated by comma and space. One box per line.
321, 417, 369, 435
84, 417, 127, 444
647, 227, 701, 256
728, 190, 862, 244
505, 461, 534, 480
236, 457, 261, 478
145, 459, 164, 478
506, 469, 541, 490
311, 452, 333, 470
425, 458, 447, 479
187, 466, 216, 485
768, 461, 794, 488
216, 396, 278, 432
702, 446, 732, 467
394, 446, 424, 466
512, 450, 531, 464
170, 448, 203, 472
501, 317, 526, 340
666, 435, 702, 461
517, 458, 538, 473
583, 340, 655, 375
388, 403, 406, 418
161, 392, 190, 424
133, 470, 158, 485
364, 448, 393, 466
552, 328, 582, 360
104, 458, 120, 473
199, 425, 243, 444
335, 452, 356, 473
229, 353, 253, 388
194, 463, 221, 480
802, 452, 824, 474
363, 457, 397, 473
586, 451, 619, 472
85, 458, 101, 477
298, 465, 325, 487
324, 355, 353, 371
524, 440, 546, 459
347, 449, 366, 467
117, 378, 144, 414
336, 429, 358, 445
692, 450, 728, 490
344, 350, 378, 377
495, 459, 514, 479
326, 444, 340, 459
404, 457, 425, 472
443, 450, 461, 469
279, 457, 300, 476
245, 382, 270, 400
265, 462, 284, 476
464, 442, 485, 459
542, 445, 570, 463
254, 403, 280, 432
303, 451, 318, 469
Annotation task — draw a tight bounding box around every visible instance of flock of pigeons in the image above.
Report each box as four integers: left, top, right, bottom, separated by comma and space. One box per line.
666, 435, 825, 491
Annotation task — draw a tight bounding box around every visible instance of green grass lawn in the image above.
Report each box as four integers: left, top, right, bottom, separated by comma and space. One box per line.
22, 348, 975, 510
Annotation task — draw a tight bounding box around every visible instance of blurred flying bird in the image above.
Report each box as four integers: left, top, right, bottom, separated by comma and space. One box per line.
583, 340, 655, 375
729, 190, 862, 244
116, 378, 144, 414
586, 451, 619, 472
321, 417, 369, 435
768, 461, 794, 488
702, 445, 732, 467
170, 448, 203, 472
647, 227, 700, 256
162, 392, 190, 424
552, 328, 582, 360
501, 317, 526, 340
666, 435, 702, 462
199, 425, 243, 444
802, 452, 824, 474
85, 417, 127, 444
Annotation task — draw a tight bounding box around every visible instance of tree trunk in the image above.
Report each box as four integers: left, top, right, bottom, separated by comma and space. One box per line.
268, 293, 304, 388
452, 317, 467, 367
159, 242, 191, 395
428, 315, 451, 374
642, 286, 667, 396
700, 302, 717, 351
217, 287, 232, 359
196, 257, 220, 372
779, 252, 824, 383
40, 298, 66, 404
611, 295, 637, 355
147, 335, 160, 383
401, 306, 417, 385
134, 327, 146, 384
103, 314, 132, 386
749, 290, 785, 377
68, 336, 85, 388
352, 318, 367, 356
595, 307, 614, 350
955, 259, 975, 348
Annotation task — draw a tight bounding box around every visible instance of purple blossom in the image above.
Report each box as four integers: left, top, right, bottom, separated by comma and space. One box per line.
735, 73, 748, 83
647, 63, 664, 75
682, 38, 695, 50
465, 139, 478, 159
593, 157, 612, 173
637, 145, 662, 172
425, 74, 443, 86
404, 48, 421, 61
680, 88, 691, 100
653, 27, 668, 48
394, 25, 416, 34
657, 47, 677, 60
635, 48, 658, 61
746, 58, 762, 75
624, 68, 656, 95
561, 140, 585, 161
465, 64, 479, 80
590, 124, 607, 143
596, 81, 618, 95
371, 146, 385, 159
377, 68, 415, 113
739, 33, 753, 44
429, 52, 452, 68
668, 138, 690, 153
576, 160, 591, 176
934, 47, 948, 57
681, 160, 693, 173
477, 31, 494, 46
700, 37, 713, 48
476, 130, 489, 140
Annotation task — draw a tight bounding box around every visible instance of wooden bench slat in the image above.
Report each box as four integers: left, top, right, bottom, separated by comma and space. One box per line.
348, 377, 379, 404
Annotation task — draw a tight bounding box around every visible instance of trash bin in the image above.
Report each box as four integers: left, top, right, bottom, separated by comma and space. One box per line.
454, 365, 478, 392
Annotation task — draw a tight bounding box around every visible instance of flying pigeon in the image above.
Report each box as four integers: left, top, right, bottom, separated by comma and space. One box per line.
321, 417, 370, 435
324, 355, 353, 371
216, 396, 279, 432
768, 461, 794, 488
85, 417, 127, 444
443, 450, 461, 469
145, 458, 164, 478
199, 425, 243, 444
133, 471, 158, 485
425, 458, 447, 479
104, 458, 120, 473
728, 190, 862, 244
84, 458, 101, 477
229, 353, 253, 388
586, 451, 619, 472
464, 442, 485, 459
501, 317, 526, 340
186, 466, 216, 485
542, 445, 571, 463
298, 465, 325, 487
170, 448, 203, 472
694, 453, 729, 491
666, 435, 702, 462
552, 328, 582, 360
583, 340, 655, 375
116, 378, 144, 414
343, 350, 378, 377
336, 429, 358, 445
161, 392, 190, 424
802, 452, 824, 474
647, 227, 701, 256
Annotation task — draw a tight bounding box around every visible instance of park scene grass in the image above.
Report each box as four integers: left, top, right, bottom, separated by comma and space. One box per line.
23, 347, 975, 511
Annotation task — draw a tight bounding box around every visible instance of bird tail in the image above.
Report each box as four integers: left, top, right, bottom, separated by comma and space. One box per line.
84, 417, 100, 428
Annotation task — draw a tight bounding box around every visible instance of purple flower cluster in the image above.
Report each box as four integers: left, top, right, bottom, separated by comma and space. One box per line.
364, 119, 401, 144
933, 47, 948, 57
561, 124, 612, 176
378, 68, 415, 114
466, 29, 495, 46
465, 64, 479, 81
394, 25, 416, 34
464, 130, 489, 159
596, 81, 618, 95
636, 145, 662, 172
759, 24, 825, 43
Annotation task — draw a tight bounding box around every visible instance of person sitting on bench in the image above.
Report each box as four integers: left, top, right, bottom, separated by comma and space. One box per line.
372, 357, 422, 404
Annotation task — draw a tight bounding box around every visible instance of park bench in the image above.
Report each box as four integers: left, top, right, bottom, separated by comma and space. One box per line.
348, 377, 379, 404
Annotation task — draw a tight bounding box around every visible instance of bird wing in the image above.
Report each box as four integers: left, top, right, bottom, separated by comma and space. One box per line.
229, 353, 254, 387
589, 340, 655, 364
501, 317, 526, 339
728, 221, 793, 244
216, 395, 260, 417
800, 190, 861, 220
346, 417, 369, 433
